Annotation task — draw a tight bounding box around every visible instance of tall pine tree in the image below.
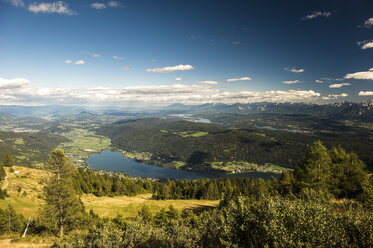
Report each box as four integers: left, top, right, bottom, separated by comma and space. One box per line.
39, 149, 84, 238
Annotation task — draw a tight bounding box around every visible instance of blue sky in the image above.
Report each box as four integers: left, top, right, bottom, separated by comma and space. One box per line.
0, 0, 373, 106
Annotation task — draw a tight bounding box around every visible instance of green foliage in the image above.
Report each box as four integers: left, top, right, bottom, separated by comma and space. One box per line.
73, 168, 149, 197
0, 162, 6, 181
2, 152, 14, 167
38, 149, 85, 238
138, 205, 152, 223
0, 204, 25, 234
0, 131, 67, 166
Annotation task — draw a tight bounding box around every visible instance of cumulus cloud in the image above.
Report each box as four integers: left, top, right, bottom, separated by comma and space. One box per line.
91, 3, 106, 9
315, 80, 323, 83
359, 91, 373, 96
175, 77, 182, 81
113, 55, 124, 60
146, 65, 194, 73
0, 78, 29, 89
28, 1, 76, 15
364, 18, 373, 28
285, 67, 304, 73
64, 59, 72, 64
93, 53, 100, 58
226, 77, 252, 82
75, 60, 85, 65
357, 40, 373, 49
0, 77, 323, 106
108, 1, 120, 7
282, 80, 301, 84
6, 0, 25, 7
302, 11, 331, 20
91, 1, 120, 9
329, 83, 351, 88
195, 81, 219, 85
321, 93, 348, 100
345, 68, 373, 80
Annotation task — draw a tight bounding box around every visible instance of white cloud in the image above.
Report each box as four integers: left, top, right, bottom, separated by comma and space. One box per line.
6, 0, 25, 7
28, 1, 76, 15
0, 78, 29, 89
91, 3, 106, 9
321, 93, 348, 100
175, 77, 182, 81
329, 83, 351, 88
315, 80, 323, 83
195, 81, 219, 85
122, 66, 129, 71
345, 68, 373, 80
0, 77, 323, 106
75, 60, 85, 65
146, 64, 194, 73
302, 11, 331, 20
285, 67, 304, 73
359, 91, 373, 96
113, 55, 124, 60
364, 18, 373, 28
108, 1, 119, 7
64, 59, 72, 64
91, 2, 120, 9
93, 53, 100, 58
357, 40, 373, 49
282, 80, 301, 84
226, 77, 252, 82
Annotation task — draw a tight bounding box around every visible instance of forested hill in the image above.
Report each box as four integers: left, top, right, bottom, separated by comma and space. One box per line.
0, 131, 67, 165
96, 118, 373, 170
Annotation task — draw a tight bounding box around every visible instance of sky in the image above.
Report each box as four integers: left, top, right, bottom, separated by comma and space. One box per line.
0, 0, 373, 106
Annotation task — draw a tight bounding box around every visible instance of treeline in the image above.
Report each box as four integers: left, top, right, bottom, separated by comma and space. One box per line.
96, 117, 373, 170
72, 169, 152, 197
152, 177, 273, 200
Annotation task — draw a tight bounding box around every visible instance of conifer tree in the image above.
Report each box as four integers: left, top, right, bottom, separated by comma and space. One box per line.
294, 141, 332, 192
0, 162, 6, 181
39, 149, 84, 238
2, 152, 14, 167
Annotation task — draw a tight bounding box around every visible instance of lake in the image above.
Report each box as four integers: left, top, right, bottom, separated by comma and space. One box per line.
87, 150, 280, 180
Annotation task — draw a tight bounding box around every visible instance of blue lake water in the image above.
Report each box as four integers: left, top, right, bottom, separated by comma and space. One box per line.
87, 150, 280, 180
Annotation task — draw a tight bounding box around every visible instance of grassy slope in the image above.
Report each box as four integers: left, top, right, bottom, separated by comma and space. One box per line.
0, 166, 219, 219
82, 194, 219, 218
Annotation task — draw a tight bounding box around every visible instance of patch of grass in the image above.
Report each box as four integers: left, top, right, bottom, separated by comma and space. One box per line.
0, 166, 51, 218
14, 138, 24, 145
81, 194, 219, 218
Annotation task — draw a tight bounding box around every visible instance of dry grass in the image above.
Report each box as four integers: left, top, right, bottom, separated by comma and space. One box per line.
81, 193, 219, 218
0, 166, 51, 217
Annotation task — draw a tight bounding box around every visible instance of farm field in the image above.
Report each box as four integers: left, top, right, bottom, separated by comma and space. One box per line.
57, 128, 111, 165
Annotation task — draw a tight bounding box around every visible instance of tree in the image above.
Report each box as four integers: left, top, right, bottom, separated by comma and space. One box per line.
294, 141, 332, 192
330, 146, 369, 198
2, 152, 14, 167
138, 205, 152, 223
0, 162, 6, 181
39, 149, 84, 238
0, 205, 25, 234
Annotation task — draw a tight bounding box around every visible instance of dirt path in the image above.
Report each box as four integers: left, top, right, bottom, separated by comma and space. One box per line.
0, 239, 51, 248
1, 168, 9, 190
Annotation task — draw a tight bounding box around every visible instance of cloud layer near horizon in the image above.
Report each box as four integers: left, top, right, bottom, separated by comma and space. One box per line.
0, 77, 324, 106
